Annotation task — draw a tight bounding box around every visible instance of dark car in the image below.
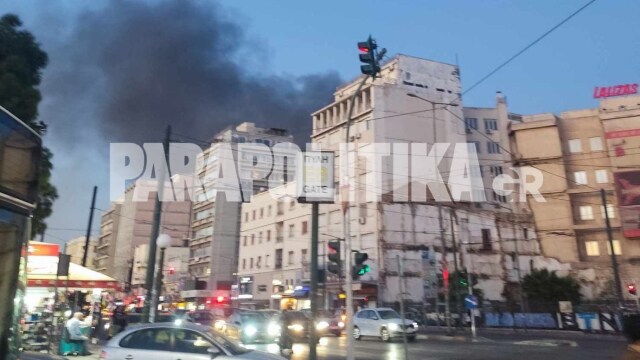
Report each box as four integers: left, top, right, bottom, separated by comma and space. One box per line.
223, 311, 280, 344
190, 310, 215, 326
278, 311, 315, 342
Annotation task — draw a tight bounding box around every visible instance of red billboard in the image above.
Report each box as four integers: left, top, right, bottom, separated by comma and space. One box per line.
613, 170, 640, 238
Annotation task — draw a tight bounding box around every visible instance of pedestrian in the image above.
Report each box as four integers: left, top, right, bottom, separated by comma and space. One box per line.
111, 305, 128, 337
278, 311, 294, 358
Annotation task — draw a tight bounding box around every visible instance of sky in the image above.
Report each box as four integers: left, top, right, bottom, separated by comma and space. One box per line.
3, 0, 640, 245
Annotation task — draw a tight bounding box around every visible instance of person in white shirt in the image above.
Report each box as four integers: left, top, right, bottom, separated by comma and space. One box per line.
66, 312, 88, 341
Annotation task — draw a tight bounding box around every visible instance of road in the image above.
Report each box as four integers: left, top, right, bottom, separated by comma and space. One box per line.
243, 333, 628, 360
36, 331, 629, 360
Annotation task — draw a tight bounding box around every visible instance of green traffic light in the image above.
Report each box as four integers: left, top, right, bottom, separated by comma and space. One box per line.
358, 264, 370, 275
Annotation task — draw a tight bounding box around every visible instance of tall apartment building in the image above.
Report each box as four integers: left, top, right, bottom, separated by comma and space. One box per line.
510, 94, 640, 299
463, 92, 524, 210
95, 202, 121, 276
310, 54, 540, 305
99, 180, 192, 288
131, 242, 189, 298
64, 236, 97, 269
236, 182, 312, 309
190, 122, 295, 295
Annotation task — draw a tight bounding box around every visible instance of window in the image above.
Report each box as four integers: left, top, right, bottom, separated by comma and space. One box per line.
487, 142, 501, 154
268, 205, 272, 216
258, 232, 263, 243
289, 224, 295, 238
260, 208, 264, 218
484, 118, 498, 132
288, 251, 295, 265
244, 212, 248, 222
194, 227, 212, 239
595, 169, 608, 184
172, 329, 218, 354
120, 328, 172, 351
265, 254, 270, 268
607, 240, 622, 256
302, 221, 308, 235
251, 234, 255, 245
523, 228, 529, 240
301, 249, 308, 262
250, 258, 254, 269
481, 229, 492, 250
489, 166, 503, 176
464, 118, 478, 130
574, 171, 587, 185
470, 141, 481, 154
243, 236, 247, 246
275, 249, 283, 269
256, 256, 262, 269
290, 199, 296, 209
585, 241, 600, 256
252, 210, 256, 220
579, 206, 594, 220
242, 259, 246, 270
568, 139, 582, 153
589, 137, 603, 152
601, 204, 616, 219
267, 230, 271, 242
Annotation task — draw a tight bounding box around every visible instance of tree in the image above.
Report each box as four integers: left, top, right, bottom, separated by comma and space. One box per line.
0, 14, 57, 237
522, 269, 581, 312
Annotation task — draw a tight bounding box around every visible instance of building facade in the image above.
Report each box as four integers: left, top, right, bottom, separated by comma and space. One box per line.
510, 94, 640, 300
64, 236, 97, 269
95, 202, 121, 276
189, 122, 295, 295
236, 182, 312, 309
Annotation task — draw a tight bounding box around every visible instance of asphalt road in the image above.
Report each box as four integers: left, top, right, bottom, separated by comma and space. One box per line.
244, 334, 629, 360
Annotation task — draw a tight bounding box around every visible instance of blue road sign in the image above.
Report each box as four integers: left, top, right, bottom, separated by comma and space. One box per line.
464, 294, 478, 310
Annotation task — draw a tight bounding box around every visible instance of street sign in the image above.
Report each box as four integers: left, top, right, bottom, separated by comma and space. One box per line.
296, 151, 335, 203
464, 294, 478, 310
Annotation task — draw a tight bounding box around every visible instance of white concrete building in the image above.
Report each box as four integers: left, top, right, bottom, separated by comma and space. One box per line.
310, 54, 543, 306
190, 122, 295, 296
236, 182, 312, 309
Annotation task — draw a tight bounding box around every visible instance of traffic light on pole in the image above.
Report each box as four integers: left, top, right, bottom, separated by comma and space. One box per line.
168, 267, 175, 275
628, 283, 637, 296
327, 240, 341, 275
458, 270, 468, 288
358, 36, 380, 77
353, 251, 370, 280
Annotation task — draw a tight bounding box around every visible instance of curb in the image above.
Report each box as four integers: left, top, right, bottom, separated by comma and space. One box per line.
417, 334, 491, 342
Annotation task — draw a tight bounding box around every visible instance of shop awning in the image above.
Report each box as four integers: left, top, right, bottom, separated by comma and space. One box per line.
27, 262, 119, 289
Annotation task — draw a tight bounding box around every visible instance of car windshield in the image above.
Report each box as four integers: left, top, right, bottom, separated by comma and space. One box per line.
378, 310, 401, 320
208, 329, 251, 355
241, 313, 264, 323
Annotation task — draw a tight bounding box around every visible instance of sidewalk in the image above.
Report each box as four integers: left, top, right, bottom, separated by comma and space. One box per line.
418, 325, 626, 342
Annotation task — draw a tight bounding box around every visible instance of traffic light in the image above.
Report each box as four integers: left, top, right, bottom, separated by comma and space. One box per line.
327, 240, 341, 275
628, 283, 637, 296
353, 251, 370, 280
458, 270, 469, 288
168, 267, 175, 275
358, 36, 380, 77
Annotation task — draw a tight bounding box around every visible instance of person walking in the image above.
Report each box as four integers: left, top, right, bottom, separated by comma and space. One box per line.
112, 306, 128, 336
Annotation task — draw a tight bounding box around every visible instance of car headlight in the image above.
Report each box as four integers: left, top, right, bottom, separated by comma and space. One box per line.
174, 319, 183, 326
268, 322, 281, 336
338, 321, 345, 328
287, 324, 304, 332
244, 325, 257, 336
316, 321, 329, 330
412, 322, 419, 328
214, 320, 225, 329
388, 323, 399, 331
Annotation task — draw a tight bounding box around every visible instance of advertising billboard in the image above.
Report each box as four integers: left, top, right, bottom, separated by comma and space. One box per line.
613, 170, 640, 238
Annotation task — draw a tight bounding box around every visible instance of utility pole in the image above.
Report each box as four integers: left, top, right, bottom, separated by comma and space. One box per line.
602, 189, 624, 308
309, 202, 319, 360
82, 186, 97, 267
397, 255, 409, 360
450, 209, 462, 329
510, 209, 527, 330
141, 125, 172, 323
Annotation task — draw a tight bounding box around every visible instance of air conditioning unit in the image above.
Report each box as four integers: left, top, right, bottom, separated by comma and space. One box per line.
359, 216, 366, 225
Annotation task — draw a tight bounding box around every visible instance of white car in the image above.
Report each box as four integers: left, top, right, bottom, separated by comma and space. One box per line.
352, 308, 418, 342
100, 322, 283, 360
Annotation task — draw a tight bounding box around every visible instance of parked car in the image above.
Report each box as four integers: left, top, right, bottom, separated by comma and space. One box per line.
101, 322, 282, 360
352, 308, 418, 342
223, 311, 280, 344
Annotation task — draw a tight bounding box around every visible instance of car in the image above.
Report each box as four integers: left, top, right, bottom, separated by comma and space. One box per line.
101, 322, 283, 360
352, 308, 418, 342
191, 310, 216, 326
277, 311, 315, 342
223, 311, 280, 344
301, 309, 344, 336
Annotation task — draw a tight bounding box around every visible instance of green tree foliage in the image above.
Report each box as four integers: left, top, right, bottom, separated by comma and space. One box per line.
0, 14, 57, 237
522, 269, 581, 307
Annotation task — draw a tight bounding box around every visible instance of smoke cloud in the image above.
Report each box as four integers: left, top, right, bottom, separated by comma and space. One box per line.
44, 0, 340, 145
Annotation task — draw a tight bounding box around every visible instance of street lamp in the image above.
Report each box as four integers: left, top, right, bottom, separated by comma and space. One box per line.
151, 233, 172, 322
406, 92, 458, 334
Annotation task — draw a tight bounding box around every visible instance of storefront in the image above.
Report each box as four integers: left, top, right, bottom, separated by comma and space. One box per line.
0, 106, 42, 360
